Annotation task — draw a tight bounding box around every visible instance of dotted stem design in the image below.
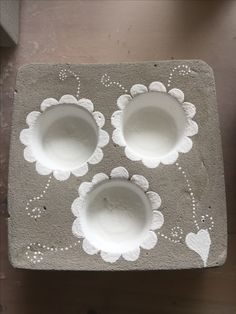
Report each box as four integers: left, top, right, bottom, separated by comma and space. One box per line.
101, 73, 128, 93
59, 69, 81, 99
25, 176, 52, 219
167, 64, 191, 88
25, 240, 81, 264
201, 214, 214, 231
175, 162, 215, 231
157, 226, 184, 244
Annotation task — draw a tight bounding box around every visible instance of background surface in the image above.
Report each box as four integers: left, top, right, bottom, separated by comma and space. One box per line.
0, 1, 236, 313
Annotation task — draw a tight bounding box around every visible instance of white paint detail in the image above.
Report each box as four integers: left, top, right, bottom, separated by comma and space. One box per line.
72, 218, 84, 237
59, 94, 78, 104
40, 98, 58, 111
151, 211, 164, 230
140, 231, 158, 249
26, 111, 41, 126
93, 111, 105, 128
78, 98, 94, 112
82, 238, 98, 255
92, 173, 109, 184
130, 84, 148, 97
149, 81, 167, 92
168, 88, 185, 103
131, 174, 149, 191
101, 73, 128, 93
110, 166, 129, 179
185, 229, 211, 267
182, 102, 196, 118
71, 198, 85, 217
146, 191, 161, 210
117, 94, 132, 110
100, 251, 121, 263
122, 247, 140, 261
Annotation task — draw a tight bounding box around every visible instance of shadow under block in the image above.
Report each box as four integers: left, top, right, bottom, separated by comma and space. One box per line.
8, 61, 227, 270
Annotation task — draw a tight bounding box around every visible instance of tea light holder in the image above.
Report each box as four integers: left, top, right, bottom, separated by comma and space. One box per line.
8, 61, 227, 270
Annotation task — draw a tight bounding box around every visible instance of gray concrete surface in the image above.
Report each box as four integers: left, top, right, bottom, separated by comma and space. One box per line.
8, 60, 227, 270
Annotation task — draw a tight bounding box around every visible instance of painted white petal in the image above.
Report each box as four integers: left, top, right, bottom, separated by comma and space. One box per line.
182, 102, 196, 118
117, 94, 132, 109
98, 130, 109, 147
24, 146, 36, 162
161, 151, 179, 165
53, 170, 70, 181
142, 158, 160, 168
130, 84, 148, 97
185, 120, 198, 136
82, 239, 98, 255
141, 231, 158, 249
131, 174, 149, 191
178, 137, 193, 153
93, 111, 105, 128
35, 162, 52, 175
92, 173, 109, 184
72, 163, 88, 177
146, 191, 161, 210
125, 147, 140, 161
78, 98, 94, 112
59, 94, 78, 104
111, 110, 122, 128
151, 210, 164, 230
168, 88, 184, 103
149, 81, 167, 92
40, 98, 58, 111
71, 197, 85, 217
19, 128, 31, 145
78, 182, 93, 196
100, 251, 121, 263
72, 218, 84, 237
26, 111, 41, 126
123, 247, 140, 261
112, 129, 126, 146
110, 166, 129, 179
88, 147, 103, 165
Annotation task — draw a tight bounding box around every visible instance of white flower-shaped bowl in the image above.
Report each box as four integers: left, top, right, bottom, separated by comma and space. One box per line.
20, 95, 109, 181
72, 166, 164, 263
111, 82, 198, 168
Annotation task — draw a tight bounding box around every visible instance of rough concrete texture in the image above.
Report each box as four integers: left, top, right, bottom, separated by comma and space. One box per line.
8, 60, 227, 270
0, 0, 20, 46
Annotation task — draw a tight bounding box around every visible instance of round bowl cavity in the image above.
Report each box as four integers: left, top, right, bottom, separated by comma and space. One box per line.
122, 92, 187, 159
81, 179, 153, 254
31, 104, 98, 171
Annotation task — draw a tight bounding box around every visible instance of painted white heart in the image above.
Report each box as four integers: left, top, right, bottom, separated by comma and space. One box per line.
185, 229, 211, 267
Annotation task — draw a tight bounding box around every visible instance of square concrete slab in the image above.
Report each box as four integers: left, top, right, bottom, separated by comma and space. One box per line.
8, 60, 227, 270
